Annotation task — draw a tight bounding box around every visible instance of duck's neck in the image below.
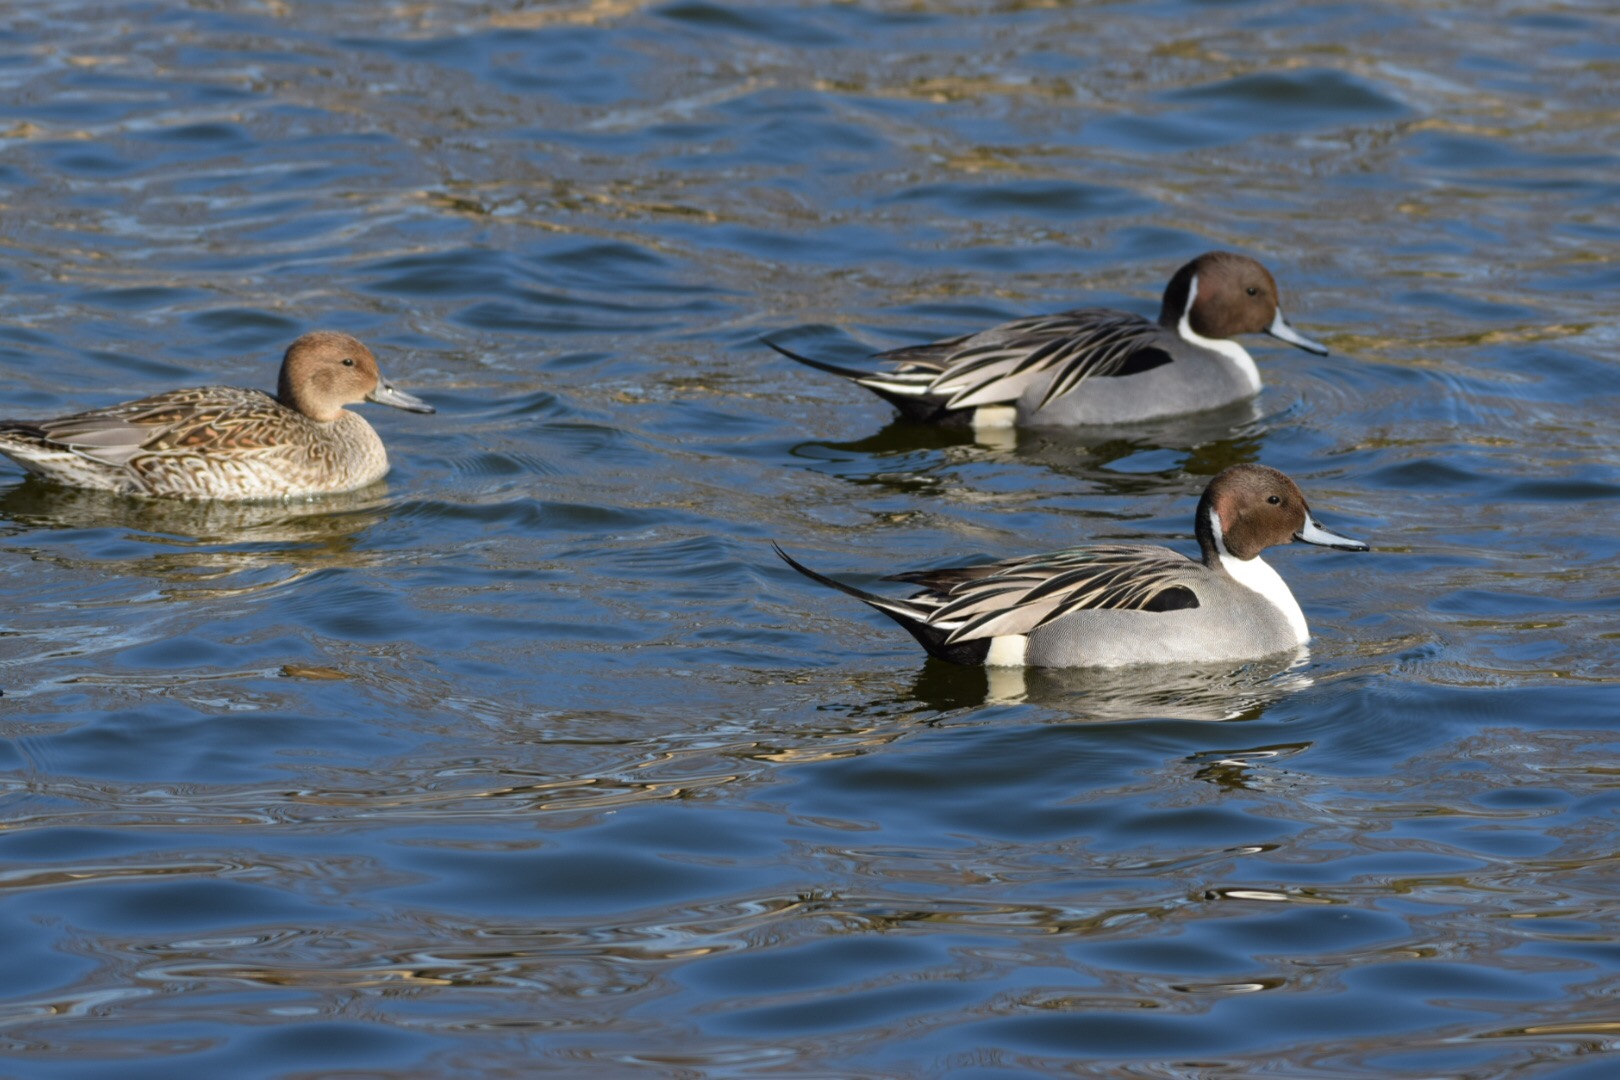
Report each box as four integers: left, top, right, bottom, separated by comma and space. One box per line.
1167, 272, 1261, 393
276, 374, 345, 423
1200, 501, 1308, 643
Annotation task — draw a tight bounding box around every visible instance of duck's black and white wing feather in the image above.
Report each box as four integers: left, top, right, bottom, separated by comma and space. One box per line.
890, 310, 1171, 411
889, 544, 1203, 644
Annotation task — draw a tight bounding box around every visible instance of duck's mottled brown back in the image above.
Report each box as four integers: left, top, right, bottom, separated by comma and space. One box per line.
0, 331, 433, 500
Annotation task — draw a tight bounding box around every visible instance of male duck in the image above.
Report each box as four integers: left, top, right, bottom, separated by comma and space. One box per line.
769, 251, 1326, 428
0, 331, 433, 499
776, 464, 1367, 667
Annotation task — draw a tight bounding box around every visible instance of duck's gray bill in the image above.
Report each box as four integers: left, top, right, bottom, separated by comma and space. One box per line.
369, 383, 436, 413
1296, 517, 1367, 551
1266, 310, 1329, 356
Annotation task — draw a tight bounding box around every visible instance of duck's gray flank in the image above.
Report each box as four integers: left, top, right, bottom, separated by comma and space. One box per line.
776, 464, 1368, 668
769, 251, 1327, 428
0, 331, 434, 500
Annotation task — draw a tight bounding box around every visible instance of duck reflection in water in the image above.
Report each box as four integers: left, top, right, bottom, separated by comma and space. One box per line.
792, 399, 1267, 503
906, 650, 1315, 722
0, 477, 392, 598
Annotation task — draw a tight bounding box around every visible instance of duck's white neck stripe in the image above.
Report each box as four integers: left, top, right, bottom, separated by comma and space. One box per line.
1208, 508, 1309, 644
1177, 273, 1262, 393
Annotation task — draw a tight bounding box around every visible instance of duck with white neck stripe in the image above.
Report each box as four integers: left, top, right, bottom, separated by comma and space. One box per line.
775, 464, 1367, 668
768, 251, 1326, 429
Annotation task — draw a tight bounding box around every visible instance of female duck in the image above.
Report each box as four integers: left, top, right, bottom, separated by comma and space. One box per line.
0, 331, 433, 499
776, 464, 1367, 667
769, 251, 1326, 428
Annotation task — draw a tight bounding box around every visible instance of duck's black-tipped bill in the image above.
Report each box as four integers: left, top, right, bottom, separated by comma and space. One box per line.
369, 383, 435, 414
1266, 311, 1329, 356
1295, 517, 1367, 551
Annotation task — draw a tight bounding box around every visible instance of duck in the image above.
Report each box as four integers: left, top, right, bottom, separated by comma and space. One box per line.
768, 251, 1326, 428
775, 464, 1367, 667
0, 331, 434, 500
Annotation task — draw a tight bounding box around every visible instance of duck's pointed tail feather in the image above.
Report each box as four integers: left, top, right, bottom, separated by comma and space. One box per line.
764, 339, 967, 424
763, 339, 876, 382
771, 542, 990, 664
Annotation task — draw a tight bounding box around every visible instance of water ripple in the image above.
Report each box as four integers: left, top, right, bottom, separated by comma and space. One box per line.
3, 1, 1620, 1076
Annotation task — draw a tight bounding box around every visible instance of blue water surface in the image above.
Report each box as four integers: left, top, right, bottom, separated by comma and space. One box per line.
1, 1, 1618, 1076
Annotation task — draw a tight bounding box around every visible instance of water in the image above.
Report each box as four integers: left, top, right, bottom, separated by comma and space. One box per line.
1, 0, 1618, 1075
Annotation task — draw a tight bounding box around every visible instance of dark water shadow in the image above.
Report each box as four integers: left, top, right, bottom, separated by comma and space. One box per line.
0, 477, 390, 555
790, 397, 1267, 496
1009, 397, 1267, 483
906, 649, 1314, 723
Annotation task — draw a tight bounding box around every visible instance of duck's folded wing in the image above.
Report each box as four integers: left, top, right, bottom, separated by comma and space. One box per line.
868, 329, 979, 374
26, 387, 271, 467
887, 310, 1170, 411
897, 545, 1203, 644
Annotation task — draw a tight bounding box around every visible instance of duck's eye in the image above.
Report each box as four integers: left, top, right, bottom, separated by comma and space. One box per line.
1267, 494, 1281, 505
1246, 286, 1259, 297
341, 357, 356, 367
